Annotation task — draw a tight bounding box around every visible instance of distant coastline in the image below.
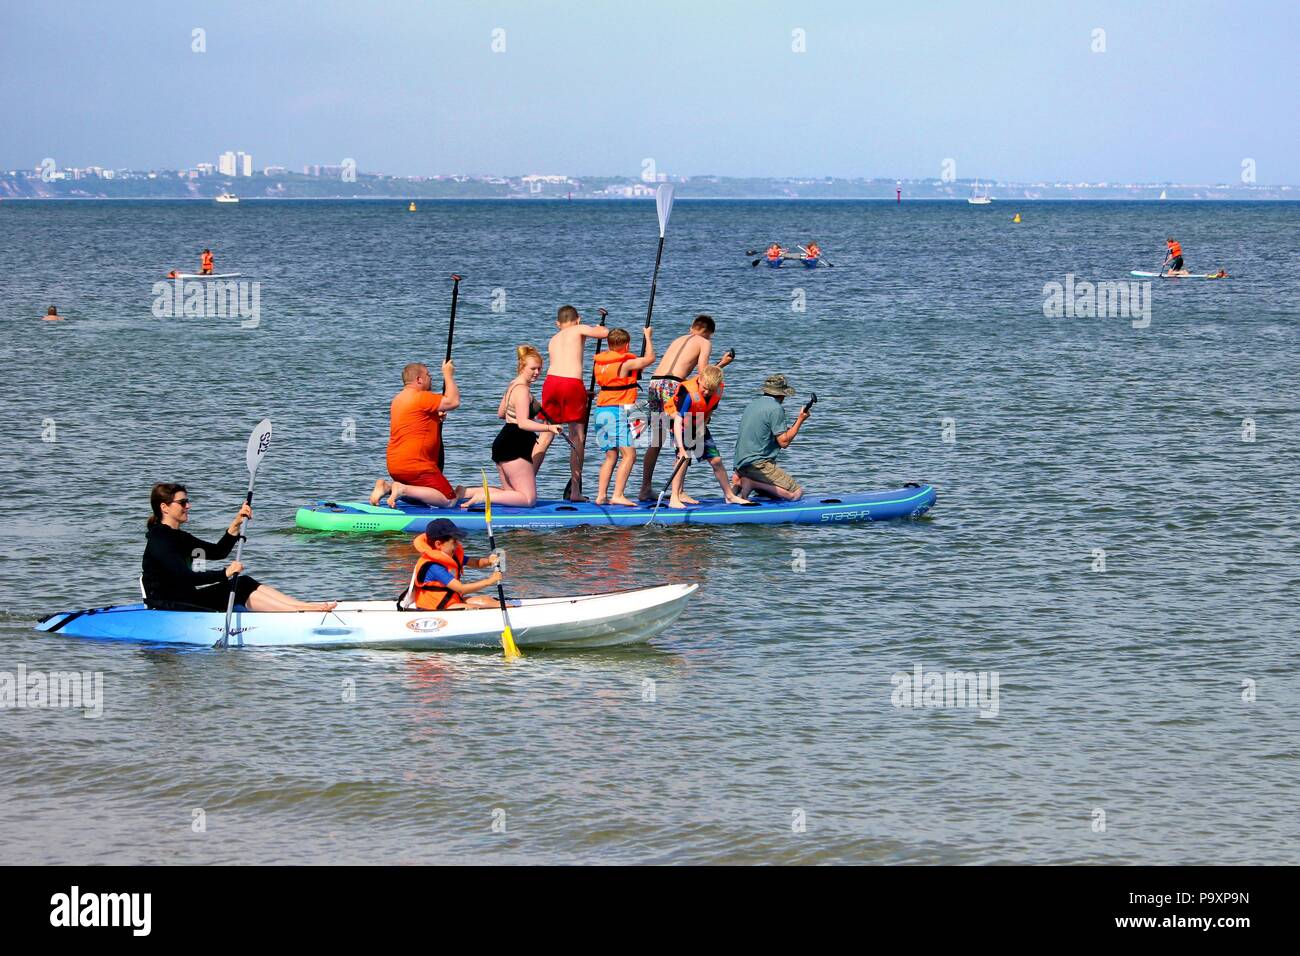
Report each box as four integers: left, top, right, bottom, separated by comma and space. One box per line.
2, 171, 1294, 202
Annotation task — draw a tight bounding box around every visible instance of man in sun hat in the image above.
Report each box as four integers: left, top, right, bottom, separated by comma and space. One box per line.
731, 373, 811, 501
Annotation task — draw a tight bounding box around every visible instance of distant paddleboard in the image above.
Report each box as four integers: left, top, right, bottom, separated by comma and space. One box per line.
168, 273, 242, 279
1130, 271, 1227, 280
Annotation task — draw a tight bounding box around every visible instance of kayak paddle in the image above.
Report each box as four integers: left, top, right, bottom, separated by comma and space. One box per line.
481, 469, 521, 659
798, 245, 833, 267
437, 274, 461, 473
802, 392, 819, 416
218, 418, 273, 649
564, 305, 608, 500
646, 454, 690, 526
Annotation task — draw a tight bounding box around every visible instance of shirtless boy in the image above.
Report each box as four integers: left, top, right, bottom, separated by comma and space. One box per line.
537, 304, 609, 501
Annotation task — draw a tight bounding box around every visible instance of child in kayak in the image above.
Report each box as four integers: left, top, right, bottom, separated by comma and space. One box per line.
460, 345, 564, 510
592, 326, 656, 507
536, 304, 609, 501
142, 482, 336, 612
638, 315, 733, 500
403, 518, 504, 610
666, 365, 754, 509
765, 243, 784, 264
372, 361, 465, 508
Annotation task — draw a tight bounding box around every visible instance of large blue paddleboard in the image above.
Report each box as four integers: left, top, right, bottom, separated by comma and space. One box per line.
295, 484, 937, 533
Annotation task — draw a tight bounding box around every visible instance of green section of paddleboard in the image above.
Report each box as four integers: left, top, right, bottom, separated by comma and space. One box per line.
294, 503, 413, 533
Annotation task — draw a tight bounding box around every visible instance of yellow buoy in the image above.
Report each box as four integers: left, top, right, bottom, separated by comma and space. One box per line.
408, 202, 417, 212
1012, 212, 1021, 223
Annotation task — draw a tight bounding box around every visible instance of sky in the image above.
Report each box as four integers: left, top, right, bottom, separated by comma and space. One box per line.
3, 0, 1298, 184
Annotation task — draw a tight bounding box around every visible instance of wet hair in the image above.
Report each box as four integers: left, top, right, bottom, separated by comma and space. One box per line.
1166, 237, 1175, 243
148, 482, 188, 527
700, 365, 724, 390
402, 362, 428, 384
46, 306, 58, 315
607, 328, 631, 349
691, 314, 715, 335
516, 344, 542, 371
556, 304, 579, 325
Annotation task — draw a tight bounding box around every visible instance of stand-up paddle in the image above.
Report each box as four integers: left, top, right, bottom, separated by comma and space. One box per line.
564, 306, 608, 500
645, 184, 674, 327
218, 418, 273, 649
437, 274, 461, 473
647, 454, 690, 526
481, 470, 521, 660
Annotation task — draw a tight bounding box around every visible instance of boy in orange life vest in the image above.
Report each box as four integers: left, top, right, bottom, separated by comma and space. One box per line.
200, 249, 214, 275
638, 314, 733, 501
592, 327, 656, 506
668, 365, 754, 509
405, 519, 503, 610
537, 304, 609, 500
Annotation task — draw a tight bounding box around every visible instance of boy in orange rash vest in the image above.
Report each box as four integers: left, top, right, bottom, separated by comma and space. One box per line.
536, 304, 609, 501
371, 361, 466, 508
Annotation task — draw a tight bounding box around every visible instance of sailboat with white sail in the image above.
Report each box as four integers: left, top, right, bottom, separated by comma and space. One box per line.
968, 179, 993, 204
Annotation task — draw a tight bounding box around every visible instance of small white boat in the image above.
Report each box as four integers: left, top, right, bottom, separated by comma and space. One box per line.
967, 179, 993, 204
215, 192, 239, 204
1159, 190, 1167, 200
36, 584, 698, 650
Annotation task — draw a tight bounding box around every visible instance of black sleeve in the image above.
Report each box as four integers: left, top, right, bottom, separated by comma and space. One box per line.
146, 529, 235, 589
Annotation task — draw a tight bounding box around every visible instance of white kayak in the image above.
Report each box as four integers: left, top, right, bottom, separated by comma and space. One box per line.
35, 584, 697, 651
1130, 270, 1227, 280
169, 273, 242, 279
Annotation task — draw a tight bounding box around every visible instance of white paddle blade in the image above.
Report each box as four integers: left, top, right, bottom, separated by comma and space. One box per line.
245, 419, 273, 475
656, 184, 675, 236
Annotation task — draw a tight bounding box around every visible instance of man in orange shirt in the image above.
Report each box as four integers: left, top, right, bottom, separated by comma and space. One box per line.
370, 360, 465, 508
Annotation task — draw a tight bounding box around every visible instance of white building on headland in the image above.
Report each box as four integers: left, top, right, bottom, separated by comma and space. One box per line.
237, 151, 253, 176
219, 151, 236, 176
218, 151, 254, 176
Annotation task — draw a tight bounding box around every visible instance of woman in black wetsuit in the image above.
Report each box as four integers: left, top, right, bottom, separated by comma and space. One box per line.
142, 483, 335, 612
459, 345, 562, 509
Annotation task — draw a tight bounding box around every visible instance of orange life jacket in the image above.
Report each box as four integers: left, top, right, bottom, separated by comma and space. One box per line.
766, 244, 783, 260
201, 252, 214, 271
1167, 240, 1182, 258
804, 243, 821, 259
594, 350, 639, 405
408, 533, 466, 610
678, 376, 721, 420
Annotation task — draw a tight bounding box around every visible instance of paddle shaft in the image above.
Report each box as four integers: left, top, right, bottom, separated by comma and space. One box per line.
648, 454, 690, 525
483, 511, 516, 646
220, 483, 255, 648
437, 275, 461, 472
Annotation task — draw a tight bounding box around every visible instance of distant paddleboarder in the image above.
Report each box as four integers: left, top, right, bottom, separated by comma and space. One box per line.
1163, 237, 1186, 275
201, 248, 214, 275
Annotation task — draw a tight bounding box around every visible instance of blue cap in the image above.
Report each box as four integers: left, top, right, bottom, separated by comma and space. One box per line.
424, 518, 467, 541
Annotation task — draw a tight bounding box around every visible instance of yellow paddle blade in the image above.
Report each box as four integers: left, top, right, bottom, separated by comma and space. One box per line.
481, 468, 492, 525
501, 624, 522, 659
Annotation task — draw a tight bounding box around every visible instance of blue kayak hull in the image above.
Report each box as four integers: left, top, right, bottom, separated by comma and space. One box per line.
295, 484, 938, 533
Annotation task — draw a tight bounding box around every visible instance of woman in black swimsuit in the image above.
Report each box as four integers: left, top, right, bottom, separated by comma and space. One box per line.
462, 345, 563, 509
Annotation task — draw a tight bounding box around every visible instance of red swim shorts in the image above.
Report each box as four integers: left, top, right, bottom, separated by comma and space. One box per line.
541, 375, 589, 425
389, 465, 455, 499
